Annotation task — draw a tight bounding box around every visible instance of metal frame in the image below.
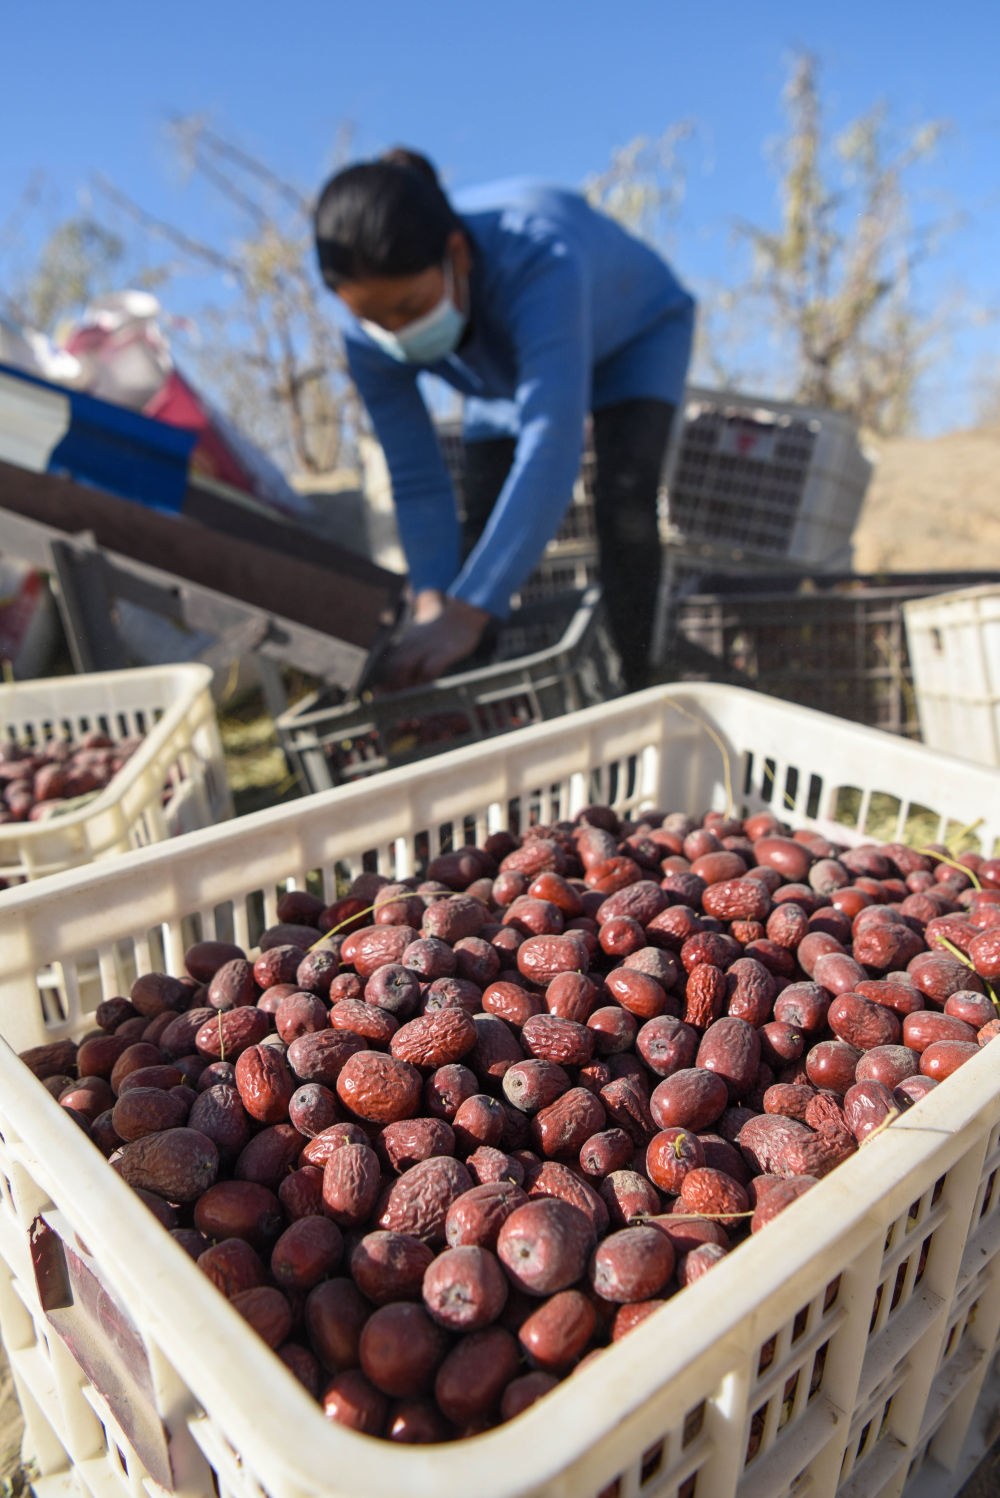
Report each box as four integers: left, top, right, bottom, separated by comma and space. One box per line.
0, 461, 404, 709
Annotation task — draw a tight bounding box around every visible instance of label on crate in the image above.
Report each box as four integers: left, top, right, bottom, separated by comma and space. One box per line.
30, 1212, 174, 1488
716, 420, 778, 463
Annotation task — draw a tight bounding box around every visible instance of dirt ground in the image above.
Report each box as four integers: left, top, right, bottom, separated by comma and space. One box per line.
852, 424, 1000, 572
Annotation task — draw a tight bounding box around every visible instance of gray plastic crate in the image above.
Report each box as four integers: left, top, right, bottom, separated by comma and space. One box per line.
662, 387, 873, 567
437, 420, 598, 551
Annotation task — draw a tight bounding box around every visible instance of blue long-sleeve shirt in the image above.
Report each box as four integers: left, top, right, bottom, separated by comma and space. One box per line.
341, 178, 695, 616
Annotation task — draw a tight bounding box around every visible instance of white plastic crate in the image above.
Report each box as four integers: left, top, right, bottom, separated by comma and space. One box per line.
0, 663, 231, 884
904, 585, 1000, 767
662, 387, 874, 569
1, 684, 999, 1498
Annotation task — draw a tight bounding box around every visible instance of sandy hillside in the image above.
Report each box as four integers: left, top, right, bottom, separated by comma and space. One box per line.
852, 425, 1000, 572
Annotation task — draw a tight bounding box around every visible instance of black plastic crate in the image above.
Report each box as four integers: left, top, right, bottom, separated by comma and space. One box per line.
277, 588, 621, 792
436, 421, 599, 559
662, 572, 1000, 737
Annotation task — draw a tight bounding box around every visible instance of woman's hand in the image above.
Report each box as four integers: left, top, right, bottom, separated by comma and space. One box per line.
412, 589, 447, 624
377, 595, 492, 689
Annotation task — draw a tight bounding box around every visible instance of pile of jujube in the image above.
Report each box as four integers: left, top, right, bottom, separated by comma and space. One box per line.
0, 730, 144, 825
19, 804, 1000, 1444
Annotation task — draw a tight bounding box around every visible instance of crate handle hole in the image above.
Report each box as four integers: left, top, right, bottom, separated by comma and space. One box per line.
640, 1440, 664, 1484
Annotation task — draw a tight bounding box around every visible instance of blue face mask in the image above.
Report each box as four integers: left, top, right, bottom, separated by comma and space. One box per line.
361, 259, 467, 364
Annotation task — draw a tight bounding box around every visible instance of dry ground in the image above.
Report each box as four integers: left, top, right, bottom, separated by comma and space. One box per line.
852, 425, 1000, 572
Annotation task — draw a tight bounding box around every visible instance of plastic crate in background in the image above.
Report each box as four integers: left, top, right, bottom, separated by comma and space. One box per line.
650, 537, 818, 665
662, 386, 873, 567
511, 549, 600, 606
0, 663, 231, 884
659, 570, 1000, 739
665, 583, 919, 735
435, 417, 600, 552
903, 584, 1000, 766
1, 686, 999, 1498
357, 429, 601, 596
367, 390, 872, 613
435, 418, 601, 605
661, 535, 816, 598
276, 587, 621, 792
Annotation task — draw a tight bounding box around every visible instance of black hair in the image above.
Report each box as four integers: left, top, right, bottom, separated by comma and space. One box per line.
314, 148, 460, 287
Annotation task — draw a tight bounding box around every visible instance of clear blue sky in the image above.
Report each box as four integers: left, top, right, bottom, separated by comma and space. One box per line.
2, 0, 998, 432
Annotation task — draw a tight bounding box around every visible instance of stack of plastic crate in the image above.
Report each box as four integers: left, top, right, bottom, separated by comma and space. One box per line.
653, 390, 875, 661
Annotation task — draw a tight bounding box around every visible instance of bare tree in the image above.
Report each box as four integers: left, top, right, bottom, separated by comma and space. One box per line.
973, 356, 1000, 431
583, 125, 694, 248
92, 117, 363, 475
728, 52, 952, 434
3, 64, 964, 470
0, 131, 362, 476
0, 176, 136, 332
585, 58, 959, 435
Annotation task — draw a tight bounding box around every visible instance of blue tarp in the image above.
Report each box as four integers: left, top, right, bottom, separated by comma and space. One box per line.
0, 362, 197, 514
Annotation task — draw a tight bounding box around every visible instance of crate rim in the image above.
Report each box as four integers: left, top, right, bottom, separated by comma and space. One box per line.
903, 582, 1000, 613
0, 661, 215, 844
673, 574, 1000, 606
680, 381, 871, 434
2, 678, 995, 919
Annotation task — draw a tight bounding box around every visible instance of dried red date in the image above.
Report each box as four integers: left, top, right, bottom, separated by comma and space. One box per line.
604, 968, 668, 1019
855, 1045, 921, 1089
336, 1051, 422, 1124
843, 1080, 899, 1142
805, 1040, 863, 1095
678, 1167, 749, 1229
645, 1127, 704, 1193
598, 1168, 658, 1228
649, 1068, 729, 1132
589, 1225, 675, 1302
827, 994, 901, 1051
636, 1016, 699, 1077
696, 1018, 761, 1101
902, 1011, 978, 1053
920, 1040, 980, 1080
521, 1013, 594, 1067
683, 964, 727, 1030
588, 1006, 639, 1056
482, 981, 544, 1027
